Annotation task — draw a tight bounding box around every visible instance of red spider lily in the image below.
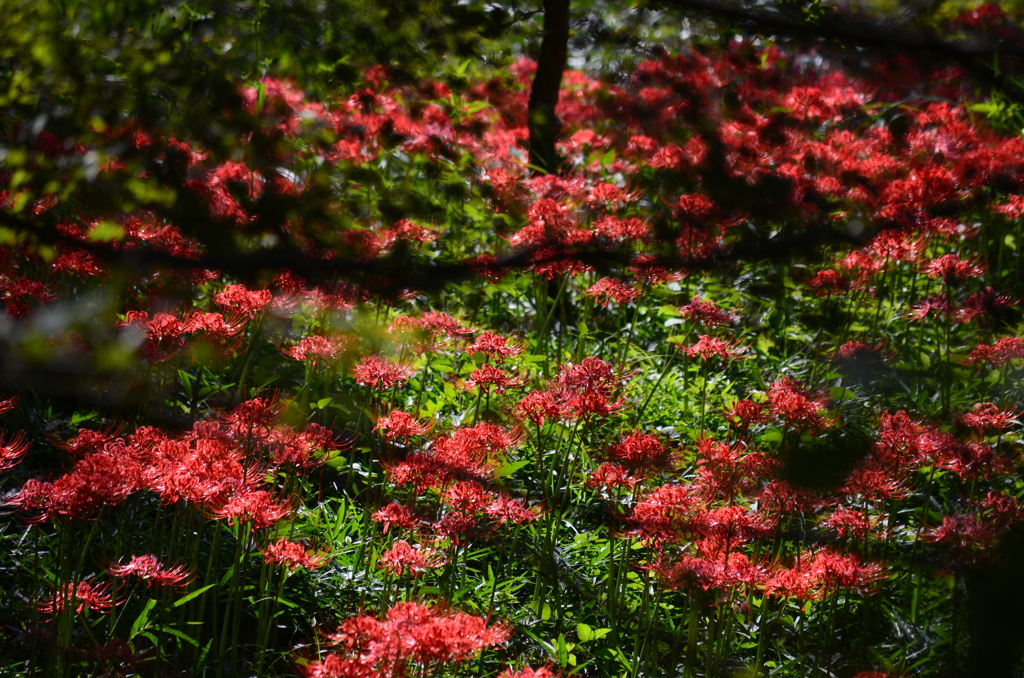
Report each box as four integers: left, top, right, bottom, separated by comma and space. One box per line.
485, 495, 542, 525
38, 580, 115, 619
441, 481, 495, 514
352, 355, 415, 388
608, 431, 675, 475
696, 505, 774, 545
587, 462, 640, 490
925, 253, 985, 284
767, 377, 832, 433
956, 286, 1016, 323
467, 331, 523, 359
145, 437, 245, 506
374, 410, 432, 441
119, 311, 187, 362
684, 334, 749, 361
967, 336, 1024, 367
108, 554, 193, 588
372, 503, 420, 534
430, 513, 480, 545
678, 295, 735, 327
592, 215, 650, 242
808, 269, 850, 296
872, 411, 929, 471
822, 506, 876, 540
867, 229, 925, 265
552, 357, 625, 419
585, 181, 637, 207
223, 396, 281, 431
0, 392, 18, 415
692, 438, 751, 499
210, 489, 293, 529
650, 546, 765, 591
10, 443, 144, 521
283, 335, 356, 366
630, 484, 701, 545
270, 424, 339, 470
832, 340, 890, 364
921, 433, 1007, 481
0, 429, 30, 471
213, 283, 272, 317
499, 667, 560, 678
459, 364, 527, 393
908, 295, 951, 321
586, 278, 641, 306
263, 539, 329, 571
377, 540, 446, 577
765, 549, 885, 600
724, 399, 766, 431
60, 428, 118, 456
418, 311, 475, 339
840, 460, 910, 501
627, 254, 682, 285
924, 514, 995, 552
515, 391, 564, 427
306, 602, 509, 677
961, 402, 1019, 433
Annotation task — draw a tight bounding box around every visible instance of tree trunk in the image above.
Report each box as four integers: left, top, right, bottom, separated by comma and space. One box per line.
528, 0, 570, 174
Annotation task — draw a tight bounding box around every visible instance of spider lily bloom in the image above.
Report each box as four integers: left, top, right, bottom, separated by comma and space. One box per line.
552, 357, 625, 419
966, 336, 1024, 367
515, 391, 564, 427
213, 283, 272, 318
0, 430, 30, 471
630, 484, 700, 545
586, 278, 641, 306
767, 377, 832, 433
587, 462, 640, 490
485, 495, 542, 525
305, 602, 509, 677
499, 667, 561, 678
808, 269, 850, 296
109, 554, 193, 588
0, 392, 18, 415
925, 253, 985, 284
467, 331, 523, 359
372, 503, 420, 534
724, 399, 766, 432
38, 580, 115, 620
263, 539, 328, 571
282, 334, 355, 367
678, 296, 736, 327
459, 364, 526, 394
352, 355, 415, 388
608, 431, 675, 477
210, 489, 293, 529
684, 334, 749, 362
377, 540, 446, 577
961, 402, 1019, 434
374, 410, 432, 441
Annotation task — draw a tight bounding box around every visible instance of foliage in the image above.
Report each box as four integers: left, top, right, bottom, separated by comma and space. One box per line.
2, 2, 1024, 678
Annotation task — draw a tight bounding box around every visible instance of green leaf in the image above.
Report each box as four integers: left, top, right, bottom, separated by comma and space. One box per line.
158, 625, 199, 647
494, 459, 530, 478
599, 149, 615, 166
172, 584, 215, 608
130, 599, 157, 639
576, 624, 611, 642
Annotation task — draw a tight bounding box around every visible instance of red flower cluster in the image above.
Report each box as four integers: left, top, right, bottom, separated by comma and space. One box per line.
303, 602, 509, 678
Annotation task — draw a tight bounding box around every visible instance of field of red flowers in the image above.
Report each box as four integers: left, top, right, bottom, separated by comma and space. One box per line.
2, 5, 1024, 677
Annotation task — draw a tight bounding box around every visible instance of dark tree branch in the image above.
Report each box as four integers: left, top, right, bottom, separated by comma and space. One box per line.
528, 0, 571, 174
